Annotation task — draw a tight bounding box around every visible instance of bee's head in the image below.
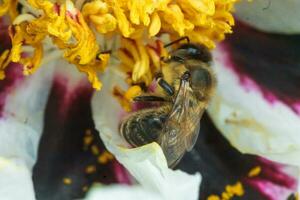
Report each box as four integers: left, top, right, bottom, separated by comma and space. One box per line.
169, 43, 212, 64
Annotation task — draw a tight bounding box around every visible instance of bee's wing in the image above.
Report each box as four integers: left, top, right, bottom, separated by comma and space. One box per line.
175, 87, 204, 152
160, 77, 204, 167
184, 108, 204, 151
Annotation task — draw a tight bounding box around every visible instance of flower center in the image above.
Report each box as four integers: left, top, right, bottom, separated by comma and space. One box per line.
0, 0, 237, 91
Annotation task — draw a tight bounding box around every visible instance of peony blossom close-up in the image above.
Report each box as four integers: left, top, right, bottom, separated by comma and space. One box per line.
0, 0, 299, 200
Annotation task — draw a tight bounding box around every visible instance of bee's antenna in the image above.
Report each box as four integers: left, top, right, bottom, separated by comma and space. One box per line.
164, 36, 190, 48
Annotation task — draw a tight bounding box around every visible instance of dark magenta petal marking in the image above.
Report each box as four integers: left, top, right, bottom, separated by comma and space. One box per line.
33, 76, 131, 199
256, 157, 297, 189
177, 114, 298, 200
48, 76, 93, 121
221, 21, 300, 114
0, 24, 24, 117
112, 161, 131, 185
0, 63, 24, 117
244, 157, 297, 200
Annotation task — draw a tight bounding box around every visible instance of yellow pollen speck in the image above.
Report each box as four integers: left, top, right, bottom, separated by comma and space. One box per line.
226, 182, 244, 196
207, 195, 220, 200
82, 186, 89, 192
83, 134, 93, 147
221, 192, 232, 200
248, 166, 261, 177
91, 145, 100, 155
63, 178, 72, 185
83, 129, 93, 149
105, 151, 114, 159
97, 156, 106, 164
207, 182, 244, 200
85, 165, 97, 174
98, 151, 114, 164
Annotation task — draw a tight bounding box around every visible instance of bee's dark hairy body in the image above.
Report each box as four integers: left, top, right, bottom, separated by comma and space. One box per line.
120, 106, 170, 147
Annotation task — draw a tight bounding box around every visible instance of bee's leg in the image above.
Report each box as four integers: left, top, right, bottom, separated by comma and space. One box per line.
133, 95, 168, 102
158, 78, 175, 96
155, 73, 175, 96
164, 36, 190, 48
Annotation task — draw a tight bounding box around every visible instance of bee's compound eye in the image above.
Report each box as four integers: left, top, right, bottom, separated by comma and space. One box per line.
191, 68, 212, 88
177, 44, 212, 63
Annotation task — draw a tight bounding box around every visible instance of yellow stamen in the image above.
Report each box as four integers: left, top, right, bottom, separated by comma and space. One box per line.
1, 0, 108, 90
1, 0, 237, 91
90, 14, 117, 34
0, 0, 18, 20
124, 85, 142, 101
22, 44, 44, 76
0, 50, 10, 79
113, 86, 132, 112
149, 12, 161, 37
9, 25, 23, 63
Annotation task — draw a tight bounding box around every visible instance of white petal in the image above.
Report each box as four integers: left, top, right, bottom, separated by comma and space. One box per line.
3, 63, 55, 134
235, 0, 300, 34
86, 185, 162, 200
0, 62, 55, 199
91, 68, 201, 200
208, 47, 300, 166
0, 157, 35, 200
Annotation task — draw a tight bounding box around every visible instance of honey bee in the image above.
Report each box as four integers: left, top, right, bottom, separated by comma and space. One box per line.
119, 37, 216, 168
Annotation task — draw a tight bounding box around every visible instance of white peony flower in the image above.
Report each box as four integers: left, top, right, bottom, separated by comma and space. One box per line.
0, 0, 299, 199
